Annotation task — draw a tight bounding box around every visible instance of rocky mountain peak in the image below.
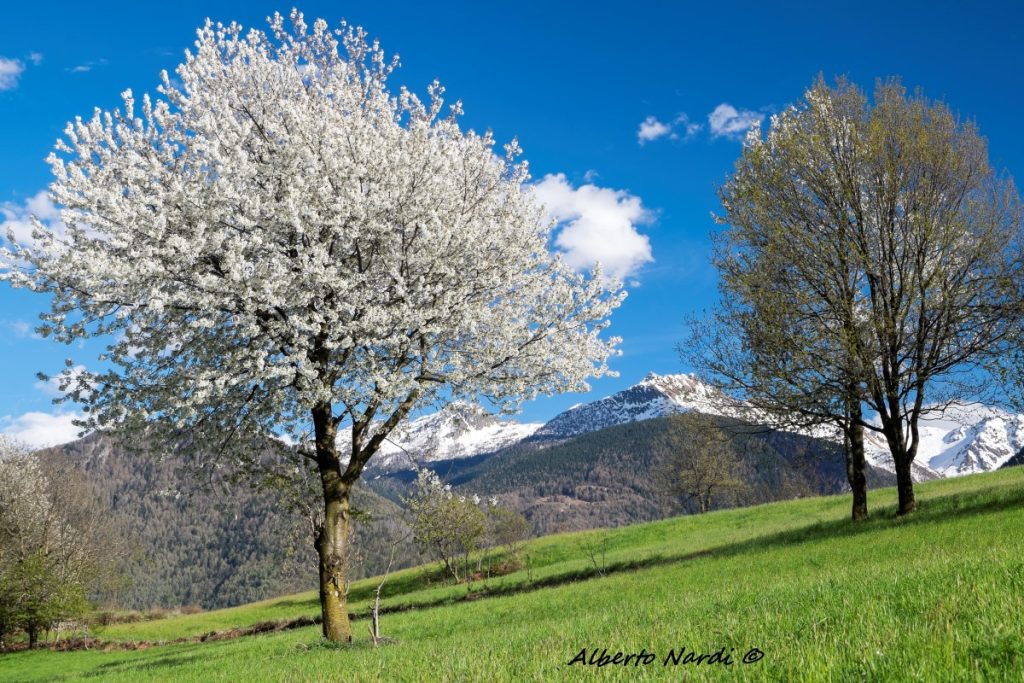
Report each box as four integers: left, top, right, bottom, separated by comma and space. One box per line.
533, 373, 724, 439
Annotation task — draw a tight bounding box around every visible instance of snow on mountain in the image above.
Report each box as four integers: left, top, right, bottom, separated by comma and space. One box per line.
533, 372, 736, 439
862, 432, 941, 481
861, 405, 1024, 478
534, 372, 1021, 480
366, 402, 541, 471
358, 373, 725, 471
354, 373, 1023, 479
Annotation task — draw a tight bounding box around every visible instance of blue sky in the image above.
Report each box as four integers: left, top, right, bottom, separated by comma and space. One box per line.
1, 0, 1023, 444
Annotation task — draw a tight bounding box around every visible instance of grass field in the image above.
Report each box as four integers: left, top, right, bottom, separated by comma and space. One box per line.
2, 467, 1023, 681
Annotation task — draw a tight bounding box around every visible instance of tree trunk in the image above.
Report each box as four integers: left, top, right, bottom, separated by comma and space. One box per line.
316, 474, 353, 642
308, 386, 418, 642
894, 455, 917, 515
879, 413, 918, 516
370, 595, 380, 646
845, 406, 868, 522
437, 545, 460, 583
312, 400, 353, 643
27, 625, 38, 649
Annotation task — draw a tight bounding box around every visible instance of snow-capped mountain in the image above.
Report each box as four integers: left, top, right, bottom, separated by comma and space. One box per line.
368, 402, 541, 471
533, 372, 1021, 480
362, 372, 1023, 479
533, 372, 736, 439
863, 404, 1024, 478
861, 435, 941, 481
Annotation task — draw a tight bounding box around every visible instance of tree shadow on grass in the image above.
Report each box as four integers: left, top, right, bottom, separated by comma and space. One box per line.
721, 481, 1024, 556
261, 597, 318, 609
92, 654, 205, 677
619, 478, 1024, 573
68, 644, 210, 680
378, 478, 1024, 611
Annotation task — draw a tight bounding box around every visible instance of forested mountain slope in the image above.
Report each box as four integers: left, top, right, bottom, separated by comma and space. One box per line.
39, 411, 898, 608
371, 415, 897, 535
40, 434, 425, 610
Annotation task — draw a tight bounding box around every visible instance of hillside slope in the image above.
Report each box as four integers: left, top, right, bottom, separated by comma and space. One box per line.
3, 468, 1023, 681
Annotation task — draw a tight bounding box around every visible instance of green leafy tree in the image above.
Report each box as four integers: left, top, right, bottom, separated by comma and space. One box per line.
695, 77, 1021, 516
0, 439, 120, 647
1, 552, 90, 648
404, 470, 487, 583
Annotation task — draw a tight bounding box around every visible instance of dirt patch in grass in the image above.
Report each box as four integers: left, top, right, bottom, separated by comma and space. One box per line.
1, 615, 323, 653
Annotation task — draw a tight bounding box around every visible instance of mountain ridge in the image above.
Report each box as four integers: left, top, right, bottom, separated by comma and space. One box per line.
373, 372, 1024, 482
363, 401, 542, 471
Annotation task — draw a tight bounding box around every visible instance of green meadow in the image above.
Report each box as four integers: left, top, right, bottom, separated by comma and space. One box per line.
3, 467, 1023, 682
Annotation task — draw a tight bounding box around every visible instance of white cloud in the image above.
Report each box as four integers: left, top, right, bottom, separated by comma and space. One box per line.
0, 57, 25, 91
637, 116, 672, 144
637, 113, 703, 145
69, 58, 107, 74
27, 52, 43, 66
0, 412, 85, 449
1, 320, 37, 340
1, 190, 66, 251
708, 103, 764, 139
674, 113, 703, 140
34, 365, 91, 399
533, 173, 654, 281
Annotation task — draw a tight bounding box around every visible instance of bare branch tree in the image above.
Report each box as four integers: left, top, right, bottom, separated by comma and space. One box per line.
654, 413, 748, 514
693, 76, 1022, 517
